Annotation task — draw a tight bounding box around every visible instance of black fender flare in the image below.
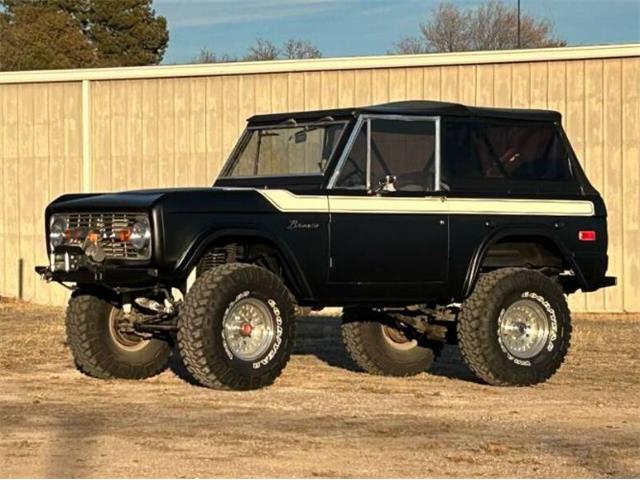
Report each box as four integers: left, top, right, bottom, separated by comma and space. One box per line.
174, 227, 313, 300
461, 226, 587, 299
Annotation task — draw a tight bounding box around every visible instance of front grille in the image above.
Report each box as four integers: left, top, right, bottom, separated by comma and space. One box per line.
64, 212, 149, 260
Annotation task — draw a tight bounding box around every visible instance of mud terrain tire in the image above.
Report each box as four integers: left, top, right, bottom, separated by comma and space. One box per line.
341, 308, 438, 376
458, 268, 571, 386
177, 263, 296, 390
66, 294, 171, 379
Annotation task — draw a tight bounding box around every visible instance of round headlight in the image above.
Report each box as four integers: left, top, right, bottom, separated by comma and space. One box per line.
129, 221, 151, 251
49, 216, 67, 248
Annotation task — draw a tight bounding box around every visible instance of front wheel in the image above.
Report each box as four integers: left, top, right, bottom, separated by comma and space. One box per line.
341, 308, 439, 376
66, 294, 171, 379
458, 268, 571, 386
177, 263, 296, 390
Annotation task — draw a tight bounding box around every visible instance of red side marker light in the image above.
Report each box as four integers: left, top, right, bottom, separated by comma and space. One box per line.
578, 230, 596, 242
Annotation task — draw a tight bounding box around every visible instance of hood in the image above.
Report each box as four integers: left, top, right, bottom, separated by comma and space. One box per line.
46, 187, 278, 215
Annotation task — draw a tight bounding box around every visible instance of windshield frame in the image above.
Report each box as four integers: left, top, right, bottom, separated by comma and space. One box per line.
219, 119, 350, 179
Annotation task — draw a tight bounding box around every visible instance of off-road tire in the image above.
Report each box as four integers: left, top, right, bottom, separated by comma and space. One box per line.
341, 308, 439, 376
177, 263, 296, 390
458, 268, 571, 386
66, 294, 171, 379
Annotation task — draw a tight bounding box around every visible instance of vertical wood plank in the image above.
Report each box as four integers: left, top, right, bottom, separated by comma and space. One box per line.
493, 64, 512, 107
3, 85, 21, 298
33, 85, 50, 304
222, 76, 240, 161
371, 69, 389, 104
18, 85, 35, 301
458, 65, 475, 105
141, 79, 159, 188
191, 77, 209, 186
423, 67, 441, 100
157, 78, 175, 187
475, 65, 494, 107
584, 60, 606, 311
91, 81, 112, 191
547, 61, 566, 118
621, 57, 640, 312
110, 81, 128, 192
271, 73, 288, 113
337, 70, 355, 107
65, 83, 83, 192
288, 72, 304, 111
354, 70, 372, 106
388, 68, 406, 101
511, 63, 530, 108
440, 66, 458, 102
530, 62, 548, 108
565, 61, 587, 312
603, 59, 624, 312
205, 77, 224, 181
0, 87, 4, 296
304, 72, 321, 111
126, 80, 143, 190
173, 78, 191, 187
48, 83, 65, 305
320, 71, 339, 109
406, 67, 424, 100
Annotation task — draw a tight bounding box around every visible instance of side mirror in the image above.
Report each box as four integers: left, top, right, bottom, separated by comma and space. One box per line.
294, 131, 307, 144
372, 175, 397, 194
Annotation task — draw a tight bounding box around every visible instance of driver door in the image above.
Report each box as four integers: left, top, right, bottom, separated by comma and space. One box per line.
327, 115, 449, 300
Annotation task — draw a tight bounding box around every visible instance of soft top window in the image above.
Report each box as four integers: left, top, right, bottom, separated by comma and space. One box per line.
222, 121, 346, 178
334, 117, 437, 192
443, 119, 574, 190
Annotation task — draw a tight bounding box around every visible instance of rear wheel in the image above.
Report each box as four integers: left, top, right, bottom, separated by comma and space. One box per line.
177, 263, 296, 390
457, 268, 571, 386
341, 308, 438, 376
66, 294, 171, 379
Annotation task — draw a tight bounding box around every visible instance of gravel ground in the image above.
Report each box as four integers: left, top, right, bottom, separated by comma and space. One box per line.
0, 299, 638, 478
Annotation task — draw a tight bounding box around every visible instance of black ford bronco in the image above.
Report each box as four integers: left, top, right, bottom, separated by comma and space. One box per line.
37, 101, 615, 390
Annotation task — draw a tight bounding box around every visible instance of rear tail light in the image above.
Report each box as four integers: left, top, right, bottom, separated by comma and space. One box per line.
578, 230, 596, 242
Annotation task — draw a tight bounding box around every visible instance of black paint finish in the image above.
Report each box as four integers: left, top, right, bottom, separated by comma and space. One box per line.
40, 101, 615, 307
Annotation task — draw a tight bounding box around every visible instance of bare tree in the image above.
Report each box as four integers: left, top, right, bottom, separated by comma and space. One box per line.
244, 39, 280, 61
392, 0, 566, 54
191, 48, 236, 64
390, 37, 428, 55
193, 39, 323, 64
282, 39, 322, 59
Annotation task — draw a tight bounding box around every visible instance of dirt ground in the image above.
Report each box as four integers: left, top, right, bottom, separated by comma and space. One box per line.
0, 299, 638, 478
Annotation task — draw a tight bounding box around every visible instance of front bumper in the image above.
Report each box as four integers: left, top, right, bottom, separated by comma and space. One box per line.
35, 264, 159, 287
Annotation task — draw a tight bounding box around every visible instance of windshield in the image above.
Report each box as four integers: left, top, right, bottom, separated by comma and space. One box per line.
223, 121, 347, 177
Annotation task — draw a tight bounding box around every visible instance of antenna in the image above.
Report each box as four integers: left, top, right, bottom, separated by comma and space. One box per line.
517, 0, 521, 48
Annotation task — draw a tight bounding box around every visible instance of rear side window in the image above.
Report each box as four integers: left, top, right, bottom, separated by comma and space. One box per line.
443, 120, 573, 186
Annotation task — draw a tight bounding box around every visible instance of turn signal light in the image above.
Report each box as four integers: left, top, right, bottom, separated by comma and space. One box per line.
578, 230, 596, 242
117, 228, 132, 242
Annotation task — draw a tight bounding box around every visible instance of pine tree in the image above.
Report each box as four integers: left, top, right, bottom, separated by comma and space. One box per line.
0, 0, 168, 71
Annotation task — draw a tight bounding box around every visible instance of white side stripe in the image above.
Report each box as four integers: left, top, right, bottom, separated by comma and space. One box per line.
257, 190, 595, 217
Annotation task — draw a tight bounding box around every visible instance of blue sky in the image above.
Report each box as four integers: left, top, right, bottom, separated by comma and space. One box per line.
154, 0, 640, 64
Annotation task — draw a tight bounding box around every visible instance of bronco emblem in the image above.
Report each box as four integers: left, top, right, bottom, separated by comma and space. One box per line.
287, 219, 319, 230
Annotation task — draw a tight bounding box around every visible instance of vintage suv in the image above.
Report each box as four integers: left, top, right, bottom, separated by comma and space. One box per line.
37, 101, 615, 390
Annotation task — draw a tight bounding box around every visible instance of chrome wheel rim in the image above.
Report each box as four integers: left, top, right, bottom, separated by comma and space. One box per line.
223, 298, 275, 361
381, 324, 418, 351
499, 299, 550, 359
108, 308, 149, 352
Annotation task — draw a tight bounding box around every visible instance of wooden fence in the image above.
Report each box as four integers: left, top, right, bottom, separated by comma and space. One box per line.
1, 44, 638, 311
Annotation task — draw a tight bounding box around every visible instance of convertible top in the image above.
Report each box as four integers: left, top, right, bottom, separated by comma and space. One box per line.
249, 100, 561, 124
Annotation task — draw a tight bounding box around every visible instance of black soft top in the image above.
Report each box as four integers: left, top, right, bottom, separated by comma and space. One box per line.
249, 100, 561, 124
